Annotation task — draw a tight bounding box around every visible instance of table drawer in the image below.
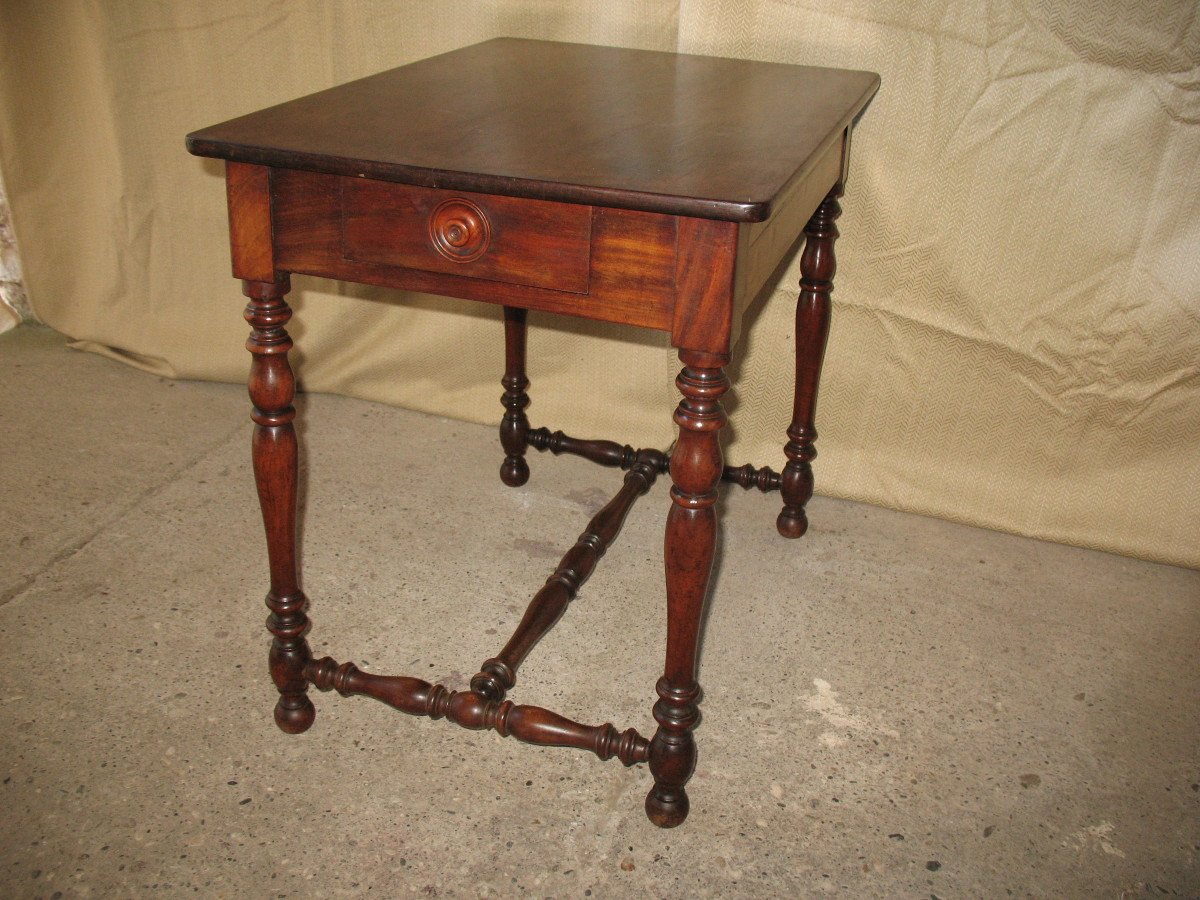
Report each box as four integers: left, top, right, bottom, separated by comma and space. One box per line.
341, 179, 592, 293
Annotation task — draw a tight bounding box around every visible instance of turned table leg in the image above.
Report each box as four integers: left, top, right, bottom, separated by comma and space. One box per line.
646, 353, 728, 827
244, 276, 315, 734
499, 306, 531, 487
778, 183, 842, 539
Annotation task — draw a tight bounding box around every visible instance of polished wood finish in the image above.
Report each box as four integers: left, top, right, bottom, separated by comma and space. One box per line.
528, 428, 639, 471
529, 427, 781, 492
308, 657, 649, 766
270, 169, 676, 329
187, 38, 879, 222
672, 217, 739, 357
722, 462, 783, 492
473, 449, 666, 702
225, 162, 274, 282
499, 306, 531, 487
730, 130, 845, 349
647, 357, 729, 827
244, 276, 315, 734
190, 38, 878, 829
344, 180, 592, 293
778, 184, 842, 538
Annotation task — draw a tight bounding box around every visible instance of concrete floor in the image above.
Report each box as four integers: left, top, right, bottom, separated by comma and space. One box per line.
1, 324, 1197, 898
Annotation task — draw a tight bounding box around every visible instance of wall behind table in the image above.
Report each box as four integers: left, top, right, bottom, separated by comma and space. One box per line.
1, 0, 1196, 567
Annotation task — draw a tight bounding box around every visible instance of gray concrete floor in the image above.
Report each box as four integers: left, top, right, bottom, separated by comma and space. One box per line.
1, 324, 1197, 898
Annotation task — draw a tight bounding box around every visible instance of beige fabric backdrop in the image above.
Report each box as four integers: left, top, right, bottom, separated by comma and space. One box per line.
1, 1, 1197, 568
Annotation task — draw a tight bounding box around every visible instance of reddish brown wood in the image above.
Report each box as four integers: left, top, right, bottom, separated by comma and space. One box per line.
646, 355, 729, 827
732, 134, 844, 314
226, 162, 274, 282
343, 180, 592, 293
722, 462, 783, 492
778, 183, 842, 538
270, 169, 677, 330
499, 306, 531, 487
193, 38, 880, 829
244, 276, 315, 734
308, 657, 650, 766
672, 218, 739, 357
588, 206, 677, 318
472, 450, 666, 701
527, 429, 779, 496
527, 428, 639, 471
188, 39, 879, 223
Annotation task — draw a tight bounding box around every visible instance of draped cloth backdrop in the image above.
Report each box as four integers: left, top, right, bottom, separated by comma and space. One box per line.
1, 1, 1197, 567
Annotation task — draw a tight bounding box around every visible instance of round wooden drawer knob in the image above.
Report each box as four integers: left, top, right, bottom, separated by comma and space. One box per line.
429, 198, 491, 262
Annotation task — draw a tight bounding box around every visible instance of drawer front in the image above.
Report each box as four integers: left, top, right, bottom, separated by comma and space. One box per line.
341, 179, 592, 293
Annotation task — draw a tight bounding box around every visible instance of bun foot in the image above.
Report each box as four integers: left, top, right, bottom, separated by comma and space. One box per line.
274, 695, 316, 734
776, 507, 809, 539
645, 787, 690, 828
500, 457, 530, 487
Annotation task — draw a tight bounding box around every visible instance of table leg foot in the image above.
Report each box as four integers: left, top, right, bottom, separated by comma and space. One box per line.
273, 693, 316, 734
245, 276, 316, 734
646, 355, 727, 828
778, 184, 841, 539
269, 590, 315, 734
645, 791, 690, 828
500, 459, 530, 487
646, 678, 700, 827
776, 505, 810, 539
500, 306, 531, 487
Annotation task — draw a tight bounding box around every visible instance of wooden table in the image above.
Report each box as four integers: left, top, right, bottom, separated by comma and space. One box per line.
187, 38, 878, 827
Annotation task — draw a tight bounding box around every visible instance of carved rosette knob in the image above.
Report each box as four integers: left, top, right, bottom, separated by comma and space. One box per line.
429, 198, 491, 262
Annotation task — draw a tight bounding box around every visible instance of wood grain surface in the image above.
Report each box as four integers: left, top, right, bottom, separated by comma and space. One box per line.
188, 38, 878, 222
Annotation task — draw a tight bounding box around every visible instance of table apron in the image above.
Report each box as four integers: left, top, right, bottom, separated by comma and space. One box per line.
268, 168, 682, 332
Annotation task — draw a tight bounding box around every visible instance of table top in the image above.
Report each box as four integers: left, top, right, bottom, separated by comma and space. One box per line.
187, 38, 878, 223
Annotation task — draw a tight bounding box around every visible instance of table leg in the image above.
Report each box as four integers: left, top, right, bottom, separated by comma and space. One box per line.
499, 306, 531, 487
244, 276, 315, 734
646, 353, 728, 827
778, 183, 842, 539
